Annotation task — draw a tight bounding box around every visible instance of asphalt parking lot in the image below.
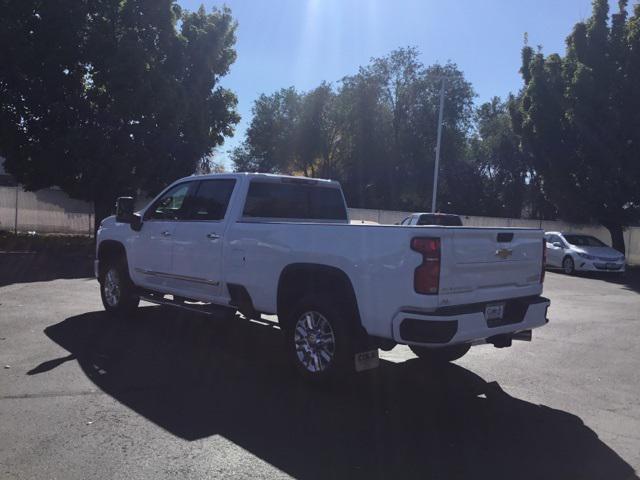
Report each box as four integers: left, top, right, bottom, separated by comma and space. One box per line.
1, 254, 639, 480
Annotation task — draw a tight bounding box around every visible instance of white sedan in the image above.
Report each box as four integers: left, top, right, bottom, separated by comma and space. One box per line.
544, 231, 626, 274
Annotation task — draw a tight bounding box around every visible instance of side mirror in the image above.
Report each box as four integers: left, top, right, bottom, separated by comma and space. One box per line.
115, 197, 135, 223
552, 242, 563, 248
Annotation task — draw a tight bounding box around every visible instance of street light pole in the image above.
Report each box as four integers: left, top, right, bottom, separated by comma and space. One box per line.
431, 77, 445, 213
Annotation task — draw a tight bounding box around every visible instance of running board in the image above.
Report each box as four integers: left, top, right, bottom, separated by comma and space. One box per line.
139, 292, 237, 318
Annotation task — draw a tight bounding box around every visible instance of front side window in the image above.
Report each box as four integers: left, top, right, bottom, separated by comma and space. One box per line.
242, 181, 347, 221
564, 235, 606, 248
184, 179, 236, 221
547, 235, 563, 246
145, 182, 192, 221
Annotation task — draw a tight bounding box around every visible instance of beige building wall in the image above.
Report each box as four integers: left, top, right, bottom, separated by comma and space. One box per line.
1, 184, 638, 266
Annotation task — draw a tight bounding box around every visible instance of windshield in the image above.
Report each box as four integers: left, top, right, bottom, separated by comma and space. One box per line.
563, 235, 607, 247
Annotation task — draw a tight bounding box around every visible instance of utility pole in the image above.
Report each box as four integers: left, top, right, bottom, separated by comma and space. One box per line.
431, 77, 445, 213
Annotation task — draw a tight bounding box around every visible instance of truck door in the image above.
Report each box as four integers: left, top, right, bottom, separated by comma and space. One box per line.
129, 182, 194, 291
169, 178, 237, 301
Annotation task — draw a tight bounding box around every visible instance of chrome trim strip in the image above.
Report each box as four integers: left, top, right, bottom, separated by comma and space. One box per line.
135, 268, 220, 286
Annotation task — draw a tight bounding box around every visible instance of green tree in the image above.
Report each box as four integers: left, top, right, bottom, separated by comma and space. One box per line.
471, 96, 529, 218
0, 1, 239, 229
233, 48, 483, 214
231, 87, 300, 174
515, 0, 640, 252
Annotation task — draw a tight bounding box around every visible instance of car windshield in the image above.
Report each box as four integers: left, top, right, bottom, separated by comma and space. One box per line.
564, 235, 607, 247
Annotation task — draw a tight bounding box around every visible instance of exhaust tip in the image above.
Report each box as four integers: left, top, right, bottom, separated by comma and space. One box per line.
513, 330, 533, 342
487, 334, 512, 348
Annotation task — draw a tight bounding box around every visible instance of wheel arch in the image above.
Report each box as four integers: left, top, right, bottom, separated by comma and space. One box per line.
97, 240, 128, 280
277, 263, 364, 333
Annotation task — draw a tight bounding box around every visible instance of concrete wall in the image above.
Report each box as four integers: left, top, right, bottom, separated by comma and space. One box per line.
348, 208, 640, 266
0, 185, 94, 235
1, 185, 638, 265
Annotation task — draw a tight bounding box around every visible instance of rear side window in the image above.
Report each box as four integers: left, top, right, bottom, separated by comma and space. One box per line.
242, 181, 347, 221
184, 179, 236, 221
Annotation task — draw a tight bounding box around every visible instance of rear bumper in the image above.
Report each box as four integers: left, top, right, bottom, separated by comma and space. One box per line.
392, 296, 550, 347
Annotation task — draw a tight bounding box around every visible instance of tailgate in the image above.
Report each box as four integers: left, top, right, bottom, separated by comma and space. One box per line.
439, 228, 543, 302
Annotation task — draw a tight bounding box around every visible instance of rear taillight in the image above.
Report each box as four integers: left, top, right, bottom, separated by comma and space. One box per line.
411, 237, 440, 294
541, 238, 546, 283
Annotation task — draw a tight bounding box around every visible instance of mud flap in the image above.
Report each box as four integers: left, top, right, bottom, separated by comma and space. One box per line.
354, 350, 380, 372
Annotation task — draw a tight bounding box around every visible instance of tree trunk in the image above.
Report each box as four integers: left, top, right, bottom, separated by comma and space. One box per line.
604, 222, 626, 254
93, 198, 115, 241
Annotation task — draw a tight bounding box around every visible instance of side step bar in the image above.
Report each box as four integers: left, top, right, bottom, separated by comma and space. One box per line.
138, 291, 237, 319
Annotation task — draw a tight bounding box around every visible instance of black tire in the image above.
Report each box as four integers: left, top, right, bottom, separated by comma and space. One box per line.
409, 343, 471, 363
282, 293, 356, 383
99, 258, 140, 317
562, 256, 575, 275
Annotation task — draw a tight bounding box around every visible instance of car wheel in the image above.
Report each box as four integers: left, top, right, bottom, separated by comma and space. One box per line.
562, 256, 575, 275
409, 343, 471, 363
100, 259, 140, 317
283, 294, 355, 383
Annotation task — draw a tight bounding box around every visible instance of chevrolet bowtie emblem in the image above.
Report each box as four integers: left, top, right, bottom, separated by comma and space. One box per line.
496, 248, 513, 259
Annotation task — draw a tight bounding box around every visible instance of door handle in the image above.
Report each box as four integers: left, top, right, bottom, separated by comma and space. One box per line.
206, 233, 221, 240
161, 230, 172, 237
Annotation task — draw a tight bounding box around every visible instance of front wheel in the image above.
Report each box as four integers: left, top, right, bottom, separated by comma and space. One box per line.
562, 256, 575, 275
100, 260, 139, 317
410, 343, 471, 363
283, 294, 355, 383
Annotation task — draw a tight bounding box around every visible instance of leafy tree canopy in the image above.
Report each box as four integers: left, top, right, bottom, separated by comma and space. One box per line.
232, 47, 488, 214
0, 0, 239, 225
514, 0, 640, 251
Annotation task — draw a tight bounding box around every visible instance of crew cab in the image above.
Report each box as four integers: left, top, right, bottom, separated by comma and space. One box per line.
95, 173, 550, 381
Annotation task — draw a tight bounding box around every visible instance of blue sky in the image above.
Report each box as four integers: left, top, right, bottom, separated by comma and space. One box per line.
178, 0, 604, 167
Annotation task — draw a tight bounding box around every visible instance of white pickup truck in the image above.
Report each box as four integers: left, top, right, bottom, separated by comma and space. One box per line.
95, 173, 550, 381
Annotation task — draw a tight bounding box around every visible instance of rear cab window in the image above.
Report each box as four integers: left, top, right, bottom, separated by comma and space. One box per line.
242, 179, 348, 222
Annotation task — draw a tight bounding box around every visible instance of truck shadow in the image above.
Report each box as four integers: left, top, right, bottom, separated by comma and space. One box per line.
36, 307, 637, 480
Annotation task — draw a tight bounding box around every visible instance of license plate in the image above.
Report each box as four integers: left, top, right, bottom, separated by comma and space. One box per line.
485, 302, 505, 320
606, 263, 618, 269
354, 350, 379, 372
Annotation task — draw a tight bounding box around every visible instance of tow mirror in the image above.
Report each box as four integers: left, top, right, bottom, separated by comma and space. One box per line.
115, 197, 142, 231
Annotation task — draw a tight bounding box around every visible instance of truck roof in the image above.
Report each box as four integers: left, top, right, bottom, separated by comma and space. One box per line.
175, 172, 340, 186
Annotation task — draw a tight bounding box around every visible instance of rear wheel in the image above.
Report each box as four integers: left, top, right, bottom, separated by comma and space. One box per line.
100, 259, 139, 317
410, 343, 471, 363
283, 294, 355, 383
562, 256, 575, 275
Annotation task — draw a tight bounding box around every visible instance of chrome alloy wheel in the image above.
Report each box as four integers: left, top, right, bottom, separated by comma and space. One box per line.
294, 311, 336, 373
103, 269, 121, 307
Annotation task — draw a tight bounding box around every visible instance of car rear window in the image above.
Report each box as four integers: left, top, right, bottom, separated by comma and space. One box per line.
417, 214, 463, 226
242, 180, 347, 221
